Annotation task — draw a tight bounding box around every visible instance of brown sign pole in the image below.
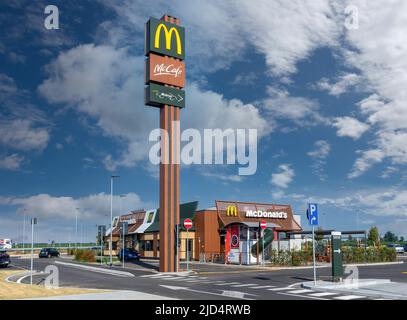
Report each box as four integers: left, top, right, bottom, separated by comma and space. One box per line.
145, 15, 185, 272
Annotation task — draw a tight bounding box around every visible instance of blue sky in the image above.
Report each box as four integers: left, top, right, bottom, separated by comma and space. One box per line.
1, 0, 407, 243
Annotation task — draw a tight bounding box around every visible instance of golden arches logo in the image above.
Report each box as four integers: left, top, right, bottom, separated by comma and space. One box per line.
154, 24, 182, 55
226, 205, 238, 217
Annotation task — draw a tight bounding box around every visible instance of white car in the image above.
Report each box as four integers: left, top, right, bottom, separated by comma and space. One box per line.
388, 244, 405, 254
0, 239, 12, 250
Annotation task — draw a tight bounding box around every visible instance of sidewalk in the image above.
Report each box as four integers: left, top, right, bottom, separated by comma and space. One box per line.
302, 279, 407, 300
27, 290, 177, 300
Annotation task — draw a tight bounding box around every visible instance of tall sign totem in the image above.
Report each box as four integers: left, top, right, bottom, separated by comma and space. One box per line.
145, 15, 185, 272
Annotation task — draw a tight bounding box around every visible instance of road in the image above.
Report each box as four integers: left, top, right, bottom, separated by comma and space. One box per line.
8, 257, 407, 300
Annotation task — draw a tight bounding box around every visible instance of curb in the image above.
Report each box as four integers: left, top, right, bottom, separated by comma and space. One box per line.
344, 261, 403, 267
301, 280, 407, 300
55, 261, 135, 277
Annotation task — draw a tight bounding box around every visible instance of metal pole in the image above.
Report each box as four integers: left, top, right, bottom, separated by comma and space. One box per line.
22, 213, 26, 253
30, 219, 34, 285
122, 225, 125, 268
110, 177, 113, 266
75, 209, 78, 251
312, 226, 316, 286
186, 229, 189, 271
262, 229, 265, 266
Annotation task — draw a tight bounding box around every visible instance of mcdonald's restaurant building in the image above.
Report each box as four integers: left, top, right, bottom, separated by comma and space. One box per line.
105, 200, 302, 265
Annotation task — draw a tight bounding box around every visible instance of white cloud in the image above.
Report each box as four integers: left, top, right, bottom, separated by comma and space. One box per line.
38, 44, 270, 171
270, 164, 295, 189
0, 73, 17, 96
307, 140, 331, 181
348, 149, 384, 179
99, 0, 340, 76
7, 192, 147, 220
307, 140, 330, 159
0, 154, 24, 171
340, 0, 407, 175
0, 119, 50, 152
333, 116, 369, 140
263, 87, 325, 127
316, 73, 362, 96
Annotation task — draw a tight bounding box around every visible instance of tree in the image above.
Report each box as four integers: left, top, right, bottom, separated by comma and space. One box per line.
315, 227, 324, 241
400, 236, 405, 243
368, 226, 380, 247
383, 231, 398, 243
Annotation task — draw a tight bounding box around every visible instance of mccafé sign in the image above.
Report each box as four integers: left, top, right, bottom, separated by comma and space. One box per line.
145, 53, 185, 87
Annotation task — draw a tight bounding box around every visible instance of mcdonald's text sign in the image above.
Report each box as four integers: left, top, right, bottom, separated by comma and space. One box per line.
145, 17, 185, 60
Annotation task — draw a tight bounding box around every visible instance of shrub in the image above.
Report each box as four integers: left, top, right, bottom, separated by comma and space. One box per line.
74, 249, 96, 263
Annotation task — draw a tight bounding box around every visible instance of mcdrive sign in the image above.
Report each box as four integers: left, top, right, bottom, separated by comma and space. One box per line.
145, 17, 185, 108
145, 83, 185, 108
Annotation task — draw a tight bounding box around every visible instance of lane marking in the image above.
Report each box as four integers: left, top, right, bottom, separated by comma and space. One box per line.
334, 295, 366, 300
215, 282, 241, 286
278, 292, 329, 300
231, 283, 257, 287
248, 285, 276, 289
267, 287, 297, 291
54, 261, 134, 277
289, 289, 314, 294
308, 292, 338, 297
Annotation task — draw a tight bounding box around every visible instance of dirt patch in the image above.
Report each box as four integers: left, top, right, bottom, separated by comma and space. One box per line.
0, 270, 106, 300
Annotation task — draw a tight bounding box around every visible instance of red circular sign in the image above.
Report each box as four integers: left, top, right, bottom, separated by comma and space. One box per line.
260, 220, 267, 230
184, 218, 193, 229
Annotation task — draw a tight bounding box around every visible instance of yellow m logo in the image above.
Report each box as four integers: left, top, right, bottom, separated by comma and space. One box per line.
226, 205, 238, 217
154, 23, 182, 55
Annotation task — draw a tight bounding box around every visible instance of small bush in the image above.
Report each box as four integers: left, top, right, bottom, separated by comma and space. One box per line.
74, 249, 96, 263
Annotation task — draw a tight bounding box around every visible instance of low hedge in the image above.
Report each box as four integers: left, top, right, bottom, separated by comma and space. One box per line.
269, 246, 396, 266
342, 246, 396, 263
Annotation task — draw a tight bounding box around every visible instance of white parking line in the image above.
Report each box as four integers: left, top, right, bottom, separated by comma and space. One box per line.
215, 282, 241, 286
334, 295, 366, 300
288, 289, 314, 294
248, 285, 276, 289
267, 287, 297, 291
231, 283, 257, 287
308, 292, 338, 297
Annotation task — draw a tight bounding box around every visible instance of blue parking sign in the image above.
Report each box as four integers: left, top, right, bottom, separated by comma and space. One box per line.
308, 203, 318, 226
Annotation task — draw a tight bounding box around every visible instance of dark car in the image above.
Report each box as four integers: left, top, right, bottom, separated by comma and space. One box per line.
118, 248, 140, 261
39, 248, 60, 258
0, 250, 10, 268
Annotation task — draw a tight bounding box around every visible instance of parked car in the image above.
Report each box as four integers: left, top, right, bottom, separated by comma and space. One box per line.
39, 248, 60, 258
118, 248, 140, 261
0, 239, 12, 250
387, 244, 405, 254
0, 249, 10, 268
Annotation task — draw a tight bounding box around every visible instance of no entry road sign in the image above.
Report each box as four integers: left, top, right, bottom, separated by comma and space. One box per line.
184, 218, 193, 230
260, 220, 267, 230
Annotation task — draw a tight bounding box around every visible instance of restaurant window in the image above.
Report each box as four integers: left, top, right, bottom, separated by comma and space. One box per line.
141, 240, 153, 251
147, 212, 154, 223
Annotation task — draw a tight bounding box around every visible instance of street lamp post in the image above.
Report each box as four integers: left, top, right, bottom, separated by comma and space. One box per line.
75, 208, 80, 251
30, 217, 37, 285
110, 175, 120, 266
22, 210, 26, 253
